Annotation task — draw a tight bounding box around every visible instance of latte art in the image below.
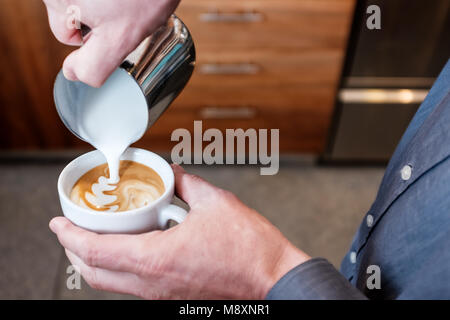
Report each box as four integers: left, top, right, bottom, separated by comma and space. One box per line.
70, 161, 165, 212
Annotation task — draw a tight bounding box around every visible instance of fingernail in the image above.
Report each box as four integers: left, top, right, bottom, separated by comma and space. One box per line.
49, 217, 62, 233
171, 163, 185, 173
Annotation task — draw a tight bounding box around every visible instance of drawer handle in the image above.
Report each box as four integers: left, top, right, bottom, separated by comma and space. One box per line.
200, 107, 257, 119
199, 63, 261, 75
199, 11, 264, 23
338, 89, 429, 104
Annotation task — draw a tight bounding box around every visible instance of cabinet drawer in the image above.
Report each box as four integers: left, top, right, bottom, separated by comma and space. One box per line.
173, 83, 337, 113
191, 48, 345, 87
136, 105, 332, 153
176, 0, 355, 50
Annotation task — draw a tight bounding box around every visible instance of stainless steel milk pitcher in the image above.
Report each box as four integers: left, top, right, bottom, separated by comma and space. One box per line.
53, 15, 196, 141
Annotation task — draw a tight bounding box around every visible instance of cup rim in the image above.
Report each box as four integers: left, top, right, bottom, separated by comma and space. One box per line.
57, 147, 173, 217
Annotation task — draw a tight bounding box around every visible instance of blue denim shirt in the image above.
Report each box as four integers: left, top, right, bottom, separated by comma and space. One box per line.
267, 59, 450, 300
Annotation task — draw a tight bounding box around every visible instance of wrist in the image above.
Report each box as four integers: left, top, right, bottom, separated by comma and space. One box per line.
258, 244, 311, 299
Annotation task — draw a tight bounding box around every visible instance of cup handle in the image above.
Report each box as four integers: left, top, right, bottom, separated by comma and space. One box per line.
159, 204, 188, 229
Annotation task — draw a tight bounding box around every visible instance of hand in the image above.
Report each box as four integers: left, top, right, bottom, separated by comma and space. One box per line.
43, 0, 180, 87
49, 164, 310, 299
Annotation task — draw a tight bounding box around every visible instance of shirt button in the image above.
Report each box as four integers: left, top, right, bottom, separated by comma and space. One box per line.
366, 214, 374, 227
401, 165, 412, 181
350, 251, 357, 264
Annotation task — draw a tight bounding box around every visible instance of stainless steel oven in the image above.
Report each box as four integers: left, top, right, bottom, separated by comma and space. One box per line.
324, 0, 450, 162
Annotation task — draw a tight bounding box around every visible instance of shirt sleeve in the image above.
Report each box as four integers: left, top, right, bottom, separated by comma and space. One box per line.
265, 258, 367, 300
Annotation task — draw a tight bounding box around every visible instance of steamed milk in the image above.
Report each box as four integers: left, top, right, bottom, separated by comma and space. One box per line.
76, 69, 148, 182
72, 69, 153, 212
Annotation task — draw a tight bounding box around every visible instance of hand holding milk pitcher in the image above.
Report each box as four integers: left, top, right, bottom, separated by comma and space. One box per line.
44, 0, 182, 87
53, 8, 195, 233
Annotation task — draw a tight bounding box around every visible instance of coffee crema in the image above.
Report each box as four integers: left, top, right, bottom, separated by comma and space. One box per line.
70, 160, 165, 212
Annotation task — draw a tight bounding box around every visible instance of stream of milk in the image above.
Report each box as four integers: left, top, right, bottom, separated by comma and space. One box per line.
75, 68, 148, 184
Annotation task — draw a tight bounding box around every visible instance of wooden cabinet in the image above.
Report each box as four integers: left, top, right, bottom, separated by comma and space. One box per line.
138, 0, 355, 153
0, 0, 355, 154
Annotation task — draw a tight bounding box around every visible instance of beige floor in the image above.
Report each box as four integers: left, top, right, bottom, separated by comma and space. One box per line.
0, 158, 385, 299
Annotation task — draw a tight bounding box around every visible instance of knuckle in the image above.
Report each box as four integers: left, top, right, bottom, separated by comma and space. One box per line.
84, 268, 101, 290
84, 247, 98, 267
64, 55, 104, 87
138, 253, 167, 279
217, 188, 236, 201
73, 66, 92, 85
187, 173, 202, 183
128, 253, 145, 276
79, 237, 98, 267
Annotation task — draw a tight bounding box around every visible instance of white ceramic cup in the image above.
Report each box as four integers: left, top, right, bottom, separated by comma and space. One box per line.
57, 147, 187, 234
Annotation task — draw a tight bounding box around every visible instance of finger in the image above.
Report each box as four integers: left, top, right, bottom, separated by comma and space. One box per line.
65, 249, 146, 297
45, 6, 82, 46
62, 26, 138, 87
42, 0, 74, 12
49, 216, 144, 273
171, 164, 218, 207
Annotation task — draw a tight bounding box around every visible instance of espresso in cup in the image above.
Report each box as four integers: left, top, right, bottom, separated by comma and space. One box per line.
59, 148, 186, 233
70, 160, 165, 212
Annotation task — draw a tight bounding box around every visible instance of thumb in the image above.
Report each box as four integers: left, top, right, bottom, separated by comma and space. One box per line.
171, 164, 219, 208
62, 28, 134, 87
